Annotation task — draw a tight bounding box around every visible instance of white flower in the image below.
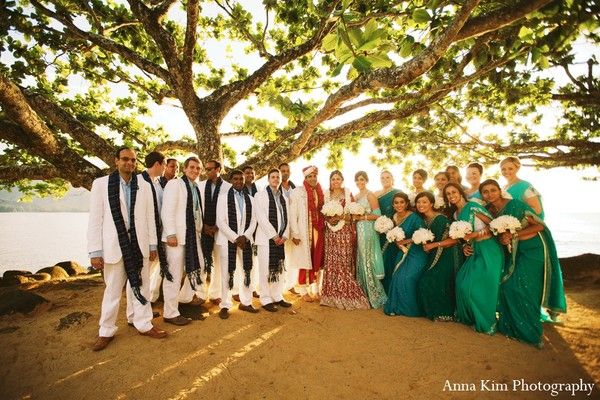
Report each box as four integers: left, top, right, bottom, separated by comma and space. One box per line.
489, 215, 521, 235
321, 200, 344, 216
434, 196, 445, 209
386, 226, 406, 242
449, 221, 473, 239
412, 228, 435, 244
374, 216, 394, 233
345, 201, 365, 215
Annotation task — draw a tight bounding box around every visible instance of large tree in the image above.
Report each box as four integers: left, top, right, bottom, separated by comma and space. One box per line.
0, 0, 598, 195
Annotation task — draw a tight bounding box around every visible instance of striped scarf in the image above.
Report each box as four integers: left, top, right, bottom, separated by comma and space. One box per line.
201, 177, 223, 276
243, 183, 258, 196
226, 188, 253, 289
181, 175, 203, 289
267, 186, 287, 282
107, 171, 147, 305
141, 171, 173, 282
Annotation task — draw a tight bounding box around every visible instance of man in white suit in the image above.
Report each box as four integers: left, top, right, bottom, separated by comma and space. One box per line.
215, 170, 259, 319
254, 169, 292, 312
197, 160, 232, 304
88, 147, 167, 351
161, 156, 205, 326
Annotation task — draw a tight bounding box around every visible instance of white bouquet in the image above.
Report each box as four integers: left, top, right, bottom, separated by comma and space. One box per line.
449, 221, 473, 239
489, 215, 521, 235
411, 228, 435, 245
434, 196, 445, 209
386, 226, 406, 243
345, 201, 365, 215
321, 200, 344, 216
374, 216, 394, 233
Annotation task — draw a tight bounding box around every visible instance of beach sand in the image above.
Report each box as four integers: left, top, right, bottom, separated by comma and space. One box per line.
0, 265, 598, 400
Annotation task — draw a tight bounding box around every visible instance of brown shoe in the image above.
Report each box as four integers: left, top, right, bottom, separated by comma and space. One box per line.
239, 304, 259, 313
277, 300, 292, 308
210, 298, 221, 305
252, 291, 259, 298
188, 295, 205, 306
262, 303, 278, 312
219, 308, 229, 320
163, 315, 192, 326
92, 336, 113, 351
140, 326, 168, 339
232, 294, 240, 302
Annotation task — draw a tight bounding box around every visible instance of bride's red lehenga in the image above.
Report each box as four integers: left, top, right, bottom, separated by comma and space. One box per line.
320, 193, 370, 310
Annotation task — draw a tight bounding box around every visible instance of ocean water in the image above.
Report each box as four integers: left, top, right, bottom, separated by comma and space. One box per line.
0, 212, 599, 274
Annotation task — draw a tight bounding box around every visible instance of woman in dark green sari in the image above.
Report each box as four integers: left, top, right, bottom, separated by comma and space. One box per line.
432, 183, 504, 334
383, 192, 428, 317
480, 179, 567, 347
417, 192, 462, 321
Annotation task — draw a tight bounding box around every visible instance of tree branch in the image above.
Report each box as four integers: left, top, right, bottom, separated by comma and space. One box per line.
0, 165, 61, 182
288, 0, 482, 158
154, 139, 198, 153
28, 0, 172, 83
182, 0, 200, 80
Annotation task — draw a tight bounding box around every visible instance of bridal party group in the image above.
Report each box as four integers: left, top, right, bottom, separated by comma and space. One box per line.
88, 147, 566, 351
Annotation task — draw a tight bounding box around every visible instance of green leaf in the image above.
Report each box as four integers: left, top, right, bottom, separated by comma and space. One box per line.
364, 19, 378, 38
531, 47, 541, 63
331, 63, 344, 77
538, 55, 549, 69
352, 55, 372, 72
518, 26, 533, 40
348, 28, 363, 47
412, 9, 430, 24
365, 54, 392, 68
322, 32, 338, 52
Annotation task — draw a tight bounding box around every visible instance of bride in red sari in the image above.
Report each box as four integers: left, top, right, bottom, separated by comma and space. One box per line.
320, 170, 370, 310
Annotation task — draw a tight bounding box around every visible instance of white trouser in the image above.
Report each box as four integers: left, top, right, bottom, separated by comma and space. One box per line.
207, 245, 222, 299
257, 245, 284, 306
163, 244, 206, 319
99, 258, 153, 337
284, 267, 299, 291
219, 247, 254, 309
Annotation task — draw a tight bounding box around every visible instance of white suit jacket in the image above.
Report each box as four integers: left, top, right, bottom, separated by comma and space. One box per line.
254, 187, 290, 246
161, 178, 203, 245
87, 174, 157, 264
287, 187, 313, 269
215, 188, 257, 246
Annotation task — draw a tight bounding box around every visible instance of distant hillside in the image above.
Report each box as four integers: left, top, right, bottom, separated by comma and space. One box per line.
0, 187, 90, 212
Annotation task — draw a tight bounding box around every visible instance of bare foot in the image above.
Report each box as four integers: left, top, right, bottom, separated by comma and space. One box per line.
302, 294, 314, 302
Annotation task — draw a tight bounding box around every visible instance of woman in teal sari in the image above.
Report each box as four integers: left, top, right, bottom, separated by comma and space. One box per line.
481, 179, 567, 347
465, 162, 483, 202
383, 192, 428, 316
438, 183, 504, 334
353, 171, 388, 308
500, 156, 544, 219
418, 192, 462, 321
375, 170, 401, 247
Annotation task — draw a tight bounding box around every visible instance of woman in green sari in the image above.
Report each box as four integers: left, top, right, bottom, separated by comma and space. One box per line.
375, 170, 401, 247
434, 183, 504, 334
500, 156, 545, 219
383, 192, 427, 316
480, 179, 567, 347
418, 192, 462, 321
354, 171, 388, 308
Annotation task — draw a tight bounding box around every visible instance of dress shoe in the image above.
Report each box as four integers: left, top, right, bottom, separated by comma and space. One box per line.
239, 304, 259, 313
164, 315, 192, 326
252, 291, 259, 298
262, 303, 278, 312
210, 298, 221, 305
152, 311, 160, 318
92, 336, 113, 351
289, 288, 299, 295
188, 295, 205, 306
277, 300, 292, 308
232, 294, 241, 302
140, 326, 168, 339
219, 308, 230, 320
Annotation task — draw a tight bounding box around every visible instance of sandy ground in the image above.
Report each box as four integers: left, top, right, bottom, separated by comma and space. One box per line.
0, 274, 598, 400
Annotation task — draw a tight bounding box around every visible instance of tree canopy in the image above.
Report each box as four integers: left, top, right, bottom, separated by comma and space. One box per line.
0, 0, 598, 196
